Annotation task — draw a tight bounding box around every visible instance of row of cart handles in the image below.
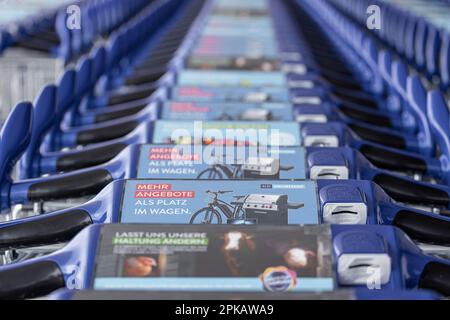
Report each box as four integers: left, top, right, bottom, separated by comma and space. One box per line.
0, 0, 154, 63
0, 0, 449, 213
328, 0, 450, 89
302, 0, 450, 179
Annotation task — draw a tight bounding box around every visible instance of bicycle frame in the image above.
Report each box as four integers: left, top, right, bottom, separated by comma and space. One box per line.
207, 193, 245, 221
196, 163, 242, 179
215, 164, 241, 179
210, 199, 237, 220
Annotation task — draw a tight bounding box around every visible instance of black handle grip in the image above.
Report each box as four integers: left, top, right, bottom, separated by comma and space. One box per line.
14, 39, 52, 54
143, 43, 179, 58
315, 57, 353, 73
76, 120, 138, 145
136, 55, 172, 71
315, 57, 353, 74
320, 69, 360, 84
95, 104, 146, 123
156, 36, 184, 48
0, 209, 92, 250
359, 145, 428, 173
144, 51, 176, 63
0, 261, 65, 299
349, 124, 406, 149
419, 262, 450, 296
373, 174, 450, 207
393, 210, 450, 245
28, 169, 113, 201
154, 36, 185, 48
145, 44, 178, 57
132, 64, 168, 75
158, 30, 186, 41
280, 165, 294, 171
125, 70, 166, 86
320, 74, 363, 91
339, 105, 392, 128
143, 46, 177, 59
107, 88, 156, 106
331, 90, 378, 109
33, 33, 60, 45
57, 143, 126, 171
34, 30, 60, 43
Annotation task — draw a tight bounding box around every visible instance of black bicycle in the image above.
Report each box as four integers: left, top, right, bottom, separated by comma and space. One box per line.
196, 156, 294, 179
196, 163, 242, 179
189, 190, 247, 224
190, 190, 304, 225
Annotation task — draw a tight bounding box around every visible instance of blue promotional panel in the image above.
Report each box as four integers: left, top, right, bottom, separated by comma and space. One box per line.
151, 121, 301, 146
136, 145, 307, 179
160, 101, 294, 121
92, 224, 334, 292
171, 86, 290, 102
120, 180, 318, 224
177, 70, 287, 87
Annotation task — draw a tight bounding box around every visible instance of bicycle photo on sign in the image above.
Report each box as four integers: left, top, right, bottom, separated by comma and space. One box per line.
196, 156, 294, 179
190, 190, 304, 225
214, 108, 278, 121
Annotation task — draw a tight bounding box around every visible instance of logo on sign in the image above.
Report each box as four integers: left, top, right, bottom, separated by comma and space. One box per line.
260, 266, 297, 292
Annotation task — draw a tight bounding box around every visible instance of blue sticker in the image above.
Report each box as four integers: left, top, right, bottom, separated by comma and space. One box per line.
151, 120, 301, 146
136, 144, 306, 179
202, 27, 275, 37
206, 17, 273, 27
120, 179, 319, 224
213, 0, 269, 10
186, 56, 280, 71
161, 101, 293, 121
171, 86, 290, 102
193, 38, 278, 57
177, 70, 287, 87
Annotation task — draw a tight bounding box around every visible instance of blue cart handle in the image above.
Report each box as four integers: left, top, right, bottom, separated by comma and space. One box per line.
427, 90, 450, 184
0, 102, 33, 211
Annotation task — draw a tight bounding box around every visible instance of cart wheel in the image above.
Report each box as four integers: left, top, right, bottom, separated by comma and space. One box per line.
190, 208, 222, 224
197, 168, 224, 179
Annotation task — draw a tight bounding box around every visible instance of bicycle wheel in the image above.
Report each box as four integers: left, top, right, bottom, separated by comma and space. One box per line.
196, 168, 224, 179
190, 208, 222, 224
